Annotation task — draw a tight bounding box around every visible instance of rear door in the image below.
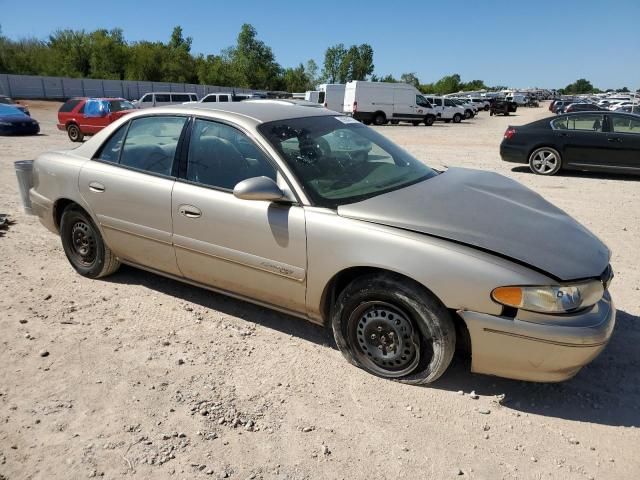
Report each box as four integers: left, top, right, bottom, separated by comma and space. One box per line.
606, 114, 640, 170
553, 114, 610, 167
78, 115, 188, 275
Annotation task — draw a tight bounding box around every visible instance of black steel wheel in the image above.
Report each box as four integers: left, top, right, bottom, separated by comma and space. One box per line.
60, 206, 120, 278
424, 115, 435, 126
332, 273, 456, 384
373, 112, 387, 126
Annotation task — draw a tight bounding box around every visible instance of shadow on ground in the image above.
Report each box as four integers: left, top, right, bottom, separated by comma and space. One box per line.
107, 265, 640, 428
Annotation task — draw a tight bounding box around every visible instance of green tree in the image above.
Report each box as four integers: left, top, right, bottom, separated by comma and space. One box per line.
564, 78, 595, 94
229, 24, 281, 90
350, 44, 374, 80
125, 41, 166, 81
400, 72, 420, 88
322, 43, 346, 83
304, 59, 319, 88
282, 63, 313, 92
48, 29, 91, 77
87, 29, 128, 79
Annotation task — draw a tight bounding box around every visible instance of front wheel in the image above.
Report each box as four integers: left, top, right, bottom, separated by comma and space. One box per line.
332, 274, 456, 384
60, 206, 120, 278
67, 124, 84, 142
528, 147, 562, 176
464, 110, 472, 119
453, 113, 462, 123
424, 115, 435, 126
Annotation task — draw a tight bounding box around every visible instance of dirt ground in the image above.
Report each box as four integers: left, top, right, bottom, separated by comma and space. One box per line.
1, 101, 639, 480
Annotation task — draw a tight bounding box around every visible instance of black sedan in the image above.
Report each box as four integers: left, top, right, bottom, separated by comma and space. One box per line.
500, 112, 640, 176
0, 104, 40, 136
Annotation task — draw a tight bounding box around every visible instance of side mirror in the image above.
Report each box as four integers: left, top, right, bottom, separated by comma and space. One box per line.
233, 176, 287, 202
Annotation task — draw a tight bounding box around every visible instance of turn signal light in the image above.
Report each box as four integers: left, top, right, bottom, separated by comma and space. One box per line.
492, 286, 523, 306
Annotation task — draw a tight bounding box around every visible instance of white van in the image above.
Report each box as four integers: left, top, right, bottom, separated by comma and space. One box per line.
317, 83, 346, 112
134, 92, 198, 108
343, 81, 437, 126
305, 91, 320, 103
423, 96, 466, 123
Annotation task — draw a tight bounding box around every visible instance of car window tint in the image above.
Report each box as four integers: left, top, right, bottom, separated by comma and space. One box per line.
186, 119, 276, 190
59, 99, 82, 112
119, 116, 186, 175
611, 115, 640, 134
171, 94, 190, 102
140, 94, 152, 102
555, 114, 604, 132
94, 124, 128, 163
219, 95, 229, 102
202, 95, 216, 102
155, 94, 170, 102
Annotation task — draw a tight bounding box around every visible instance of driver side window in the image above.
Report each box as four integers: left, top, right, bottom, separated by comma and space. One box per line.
186, 119, 277, 190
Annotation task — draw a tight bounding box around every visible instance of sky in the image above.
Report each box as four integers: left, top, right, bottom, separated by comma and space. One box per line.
1, 0, 639, 90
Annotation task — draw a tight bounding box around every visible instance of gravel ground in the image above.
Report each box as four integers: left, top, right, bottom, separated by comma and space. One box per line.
1, 101, 639, 480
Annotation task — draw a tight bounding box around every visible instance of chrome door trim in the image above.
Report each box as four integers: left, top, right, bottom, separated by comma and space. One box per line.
173, 234, 306, 282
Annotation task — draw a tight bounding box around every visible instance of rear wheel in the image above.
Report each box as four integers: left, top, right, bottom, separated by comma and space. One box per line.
60, 206, 120, 278
373, 112, 387, 126
528, 147, 562, 176
332, 273, 456, 385
66, 123, 84, 142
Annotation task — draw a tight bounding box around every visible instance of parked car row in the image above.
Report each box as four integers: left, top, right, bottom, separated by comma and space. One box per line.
0, 103, 39, 135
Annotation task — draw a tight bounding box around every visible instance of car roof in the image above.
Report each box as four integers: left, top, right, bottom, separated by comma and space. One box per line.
164, 101, 337, 123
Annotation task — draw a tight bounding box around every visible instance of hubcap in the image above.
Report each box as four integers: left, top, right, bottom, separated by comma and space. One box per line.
531, 150, 558, 173
70, 221, 96, 266
349, 302, 420, 378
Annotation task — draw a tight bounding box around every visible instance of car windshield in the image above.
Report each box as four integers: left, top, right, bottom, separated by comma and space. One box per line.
109, 100, 136, 112
259, 115, 437, 208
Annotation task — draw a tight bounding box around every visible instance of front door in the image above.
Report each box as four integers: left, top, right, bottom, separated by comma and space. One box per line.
171, 118, 307, 313
607, 114, 640, 170
78, 115, 188, 276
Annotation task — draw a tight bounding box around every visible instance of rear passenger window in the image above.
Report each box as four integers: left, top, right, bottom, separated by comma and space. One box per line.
554, 114, 604, 132
155, 94, 170, 102
119, 116, 187, 176
219, 95, 229, 102
171, 94, 190, 102
186, 119, 276, 190
94, 124, 128, 163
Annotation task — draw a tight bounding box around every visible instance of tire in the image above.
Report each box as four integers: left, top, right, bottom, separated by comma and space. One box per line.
67, 123, 84, 142
453, 113, 462, 123
373, 112, 386, 126
411, 120, 421, 126
331, 273, 456, 385
464, 110, 472, 119
528, 147, 562, 176
484, 104, 490, 111
60, 206, 120, 278
424, 115, 435, 126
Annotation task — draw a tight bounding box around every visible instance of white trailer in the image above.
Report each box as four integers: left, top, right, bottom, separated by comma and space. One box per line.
343, 81, 437, 126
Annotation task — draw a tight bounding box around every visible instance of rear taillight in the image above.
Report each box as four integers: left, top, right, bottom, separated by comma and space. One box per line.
504, 127, 516, 140
352, 101, 357, 113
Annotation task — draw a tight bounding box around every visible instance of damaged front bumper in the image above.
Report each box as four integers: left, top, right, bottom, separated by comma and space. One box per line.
459, 292, 616, 382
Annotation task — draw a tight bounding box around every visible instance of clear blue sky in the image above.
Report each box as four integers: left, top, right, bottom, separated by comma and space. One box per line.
1, 0, 639, 89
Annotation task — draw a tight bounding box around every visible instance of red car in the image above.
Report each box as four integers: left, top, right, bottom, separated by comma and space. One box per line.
57, 97, 137, 142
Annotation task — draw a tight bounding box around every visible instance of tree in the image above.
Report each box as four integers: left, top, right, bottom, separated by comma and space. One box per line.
564, 78, 595, 94
616, 86, 630, 93
87, 29, 128, 79
322, 43, 346, 83
350, 44, 374, 80
125, 41, 166, 81
48, 29, 91, 77
400, 72, 420, 88
282, 63, 313, 92
228, 24, 281, 90
304, 59, 319, 88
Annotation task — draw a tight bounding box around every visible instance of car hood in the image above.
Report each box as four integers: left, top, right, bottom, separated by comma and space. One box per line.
337, 167, 609, 280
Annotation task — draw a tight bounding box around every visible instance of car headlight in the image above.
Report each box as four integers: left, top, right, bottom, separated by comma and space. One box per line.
491, 280, 604, 314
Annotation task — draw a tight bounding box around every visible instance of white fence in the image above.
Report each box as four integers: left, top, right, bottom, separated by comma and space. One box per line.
0, 74, 254, 101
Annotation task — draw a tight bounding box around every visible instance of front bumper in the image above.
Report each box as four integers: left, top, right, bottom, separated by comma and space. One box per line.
459, 292, 616, 382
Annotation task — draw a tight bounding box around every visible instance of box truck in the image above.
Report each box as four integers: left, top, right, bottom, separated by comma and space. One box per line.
343, 81, 437, 126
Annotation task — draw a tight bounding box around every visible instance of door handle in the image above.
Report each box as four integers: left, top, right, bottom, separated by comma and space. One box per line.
607, 137, 621, 143
178, 205, 202, 218
88, 182, 105, 193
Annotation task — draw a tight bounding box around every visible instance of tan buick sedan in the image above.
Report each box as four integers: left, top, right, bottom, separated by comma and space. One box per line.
29, 102, 615, 384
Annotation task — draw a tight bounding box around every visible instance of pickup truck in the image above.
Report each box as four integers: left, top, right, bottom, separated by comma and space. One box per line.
489, 99, 518, 116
